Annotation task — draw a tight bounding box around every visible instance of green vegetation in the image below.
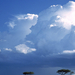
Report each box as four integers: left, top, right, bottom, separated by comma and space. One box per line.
57, 69, 74, 75
23, 69, 74, 75
23, 72, 34, 75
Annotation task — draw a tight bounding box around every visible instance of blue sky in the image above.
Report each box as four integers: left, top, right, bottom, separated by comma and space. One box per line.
1, 0, 75, 75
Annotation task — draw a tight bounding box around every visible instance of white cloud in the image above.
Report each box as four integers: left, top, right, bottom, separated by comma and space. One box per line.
15, 44, 36, 54
63, 50, 75, 54
50, 24, 56, 28
39, 1, 75, 30
8, 13, 38, 40
16, 13, 38, 20
1, 1, 75, 68
55, 1, 75, 30
4, 48, 12, 51
0, 13, 38, 53
8, 22, 16, 28
0, 49, 1, 52
26, 1, 75, 56
2, 1, 75, 56
51, 5, 58, 7
26, 41, 34, 44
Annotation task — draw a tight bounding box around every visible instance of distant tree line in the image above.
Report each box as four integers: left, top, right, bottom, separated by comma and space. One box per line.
23, 69, 74, 75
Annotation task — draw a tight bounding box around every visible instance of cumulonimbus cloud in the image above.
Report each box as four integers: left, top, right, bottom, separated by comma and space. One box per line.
26, 1, 75, 56
0, 1, 75, 68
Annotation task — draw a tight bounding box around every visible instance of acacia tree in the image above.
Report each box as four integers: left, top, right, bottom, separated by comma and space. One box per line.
23, 72, 34, 75
57, 69, 71, 75
70, 71, 74, 75
29, 72, 34, 74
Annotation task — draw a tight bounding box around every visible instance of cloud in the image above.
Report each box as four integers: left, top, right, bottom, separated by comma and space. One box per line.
1, 1, 75, 68
8, 22, 16, 28
63, 50, 75, 54
50, 24, 57, 28
39, 1, 75, 30
25, 1, 75, 67
0, 13, 38, 51
4, 48, 12, 51
15, 44, 36, 54
0, 13, 38, 62
16, 13, 38, 20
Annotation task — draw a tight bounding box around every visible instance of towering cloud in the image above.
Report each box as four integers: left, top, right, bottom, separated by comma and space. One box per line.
26, 1, 75, 56
0, 1, 75, 68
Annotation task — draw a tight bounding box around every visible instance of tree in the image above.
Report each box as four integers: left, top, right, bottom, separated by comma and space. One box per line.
29, 72, 34, 74
57, 69, 71, 75
23, 72, 34, 75
70, 71, 74, 75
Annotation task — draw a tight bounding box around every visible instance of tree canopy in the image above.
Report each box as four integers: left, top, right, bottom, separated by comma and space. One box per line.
70, 71, 74, 75
57, 69, 71, 75
23, 72, 34, 75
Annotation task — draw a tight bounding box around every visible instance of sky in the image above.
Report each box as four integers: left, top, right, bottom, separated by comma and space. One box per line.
1, 0, 75, 75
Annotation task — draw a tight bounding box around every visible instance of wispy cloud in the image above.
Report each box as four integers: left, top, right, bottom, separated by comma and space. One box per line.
8, 22, 16, 28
